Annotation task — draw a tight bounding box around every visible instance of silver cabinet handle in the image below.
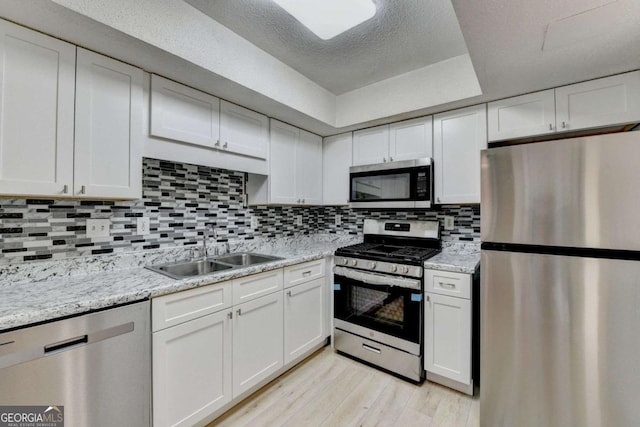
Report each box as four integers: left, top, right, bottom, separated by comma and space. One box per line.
302, 199, 305, 204
302, 270, 312, 277
437, 197, 441, 203
382, 157, 387, 162
427, 295, 430, 302
562, 121, 566, 129
223, 141, 228, 149
439, 282, 456, 289
79, 185, 86, 195
62, 184, 68, 194
549, 123, 553, 130
287, 290, 292, 297
389, 156, 393, 162
228, 311, 233, 319
215, 140, 220, 147
236, 308, 242, 316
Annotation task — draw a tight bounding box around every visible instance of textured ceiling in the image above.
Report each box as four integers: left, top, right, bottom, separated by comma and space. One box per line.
185, 0, 469, 95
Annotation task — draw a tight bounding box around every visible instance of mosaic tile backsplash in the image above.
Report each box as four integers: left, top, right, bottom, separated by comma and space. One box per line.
0, 158, 480, 264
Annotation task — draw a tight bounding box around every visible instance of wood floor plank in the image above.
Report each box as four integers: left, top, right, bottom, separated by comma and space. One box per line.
207, 347, 478, 427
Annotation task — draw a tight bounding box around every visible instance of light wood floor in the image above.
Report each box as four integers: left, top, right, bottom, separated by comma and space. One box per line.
208, 347, 479, 427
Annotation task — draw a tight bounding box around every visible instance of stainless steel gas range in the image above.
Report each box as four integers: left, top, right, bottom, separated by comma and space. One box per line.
333, 219, 441, 382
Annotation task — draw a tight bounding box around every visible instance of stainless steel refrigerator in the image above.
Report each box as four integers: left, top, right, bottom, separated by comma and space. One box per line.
480, 132, 640, 426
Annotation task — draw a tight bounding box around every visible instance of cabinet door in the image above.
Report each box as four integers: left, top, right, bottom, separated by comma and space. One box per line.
322, 132, 352, 205
433, 104, 487, 204
556, 71, 640, 132
74, 48, 143, 199
488, 90, 556, 141
269, 119, 298, 204
389, 116, 433, 161
150, 74, 220, 148
297, 129, 323, 205
424, 292, 471, 385
352, 125, 389, 166
233, 292, 284, 398
0, 20, 75, 197
284, 278, 325, 365
153, 309, 232, 427
220, 100, 269, 159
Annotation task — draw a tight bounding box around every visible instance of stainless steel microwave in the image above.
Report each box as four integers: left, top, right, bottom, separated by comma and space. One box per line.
349, 158, 433, 208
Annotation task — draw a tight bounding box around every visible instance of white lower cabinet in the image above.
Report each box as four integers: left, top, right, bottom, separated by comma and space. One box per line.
284, 277, 325, 365
232, 290, 284, 398
153, 309, 232, 427
424, 269, 473, 394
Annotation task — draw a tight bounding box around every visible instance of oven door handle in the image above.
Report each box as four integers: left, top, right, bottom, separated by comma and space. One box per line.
334, 266, 421, 291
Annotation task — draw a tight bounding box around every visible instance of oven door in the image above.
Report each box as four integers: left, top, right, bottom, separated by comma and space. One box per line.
333, 267, 423, 346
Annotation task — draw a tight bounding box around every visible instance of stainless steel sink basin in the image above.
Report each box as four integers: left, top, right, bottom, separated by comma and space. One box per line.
215, 252, 283, 266
147, 252, 284, 279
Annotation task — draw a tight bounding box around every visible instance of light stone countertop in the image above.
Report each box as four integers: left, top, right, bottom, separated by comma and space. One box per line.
0, 234, 361, 331
424, 242, 481, 274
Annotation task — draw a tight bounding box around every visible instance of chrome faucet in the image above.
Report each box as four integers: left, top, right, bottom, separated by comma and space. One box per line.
201, 224, 216, 259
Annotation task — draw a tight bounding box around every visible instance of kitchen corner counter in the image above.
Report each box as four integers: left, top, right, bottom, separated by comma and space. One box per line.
0, 234, 361, 332
424, 243, 480, 274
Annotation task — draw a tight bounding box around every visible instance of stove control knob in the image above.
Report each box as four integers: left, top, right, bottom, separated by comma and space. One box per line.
342, 258, 349, 265
351, 259, 358, 266
391, 265, 398, 273
369, 261, 377, 269
402, 266, 409, 274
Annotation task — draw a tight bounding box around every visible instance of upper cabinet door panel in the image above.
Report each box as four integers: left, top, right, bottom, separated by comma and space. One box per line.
150, 74, 220, 148
322, 132, 352, 205
555, 71, 640, 132
220, 100, 269, 160
269, 119, 298, 204
389, 116, 433, 161
74, 48, 143, 199
297, 129, 322, 205
0, 20, 75, 197
488, 90, 556, 142
352, 125, 389, 166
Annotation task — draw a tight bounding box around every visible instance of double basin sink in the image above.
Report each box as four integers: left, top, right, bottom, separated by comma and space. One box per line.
147, 252, 284, 280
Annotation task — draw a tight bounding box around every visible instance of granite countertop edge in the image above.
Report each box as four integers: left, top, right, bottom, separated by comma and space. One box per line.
424, 244, 481, 274
0, 249, 336, 332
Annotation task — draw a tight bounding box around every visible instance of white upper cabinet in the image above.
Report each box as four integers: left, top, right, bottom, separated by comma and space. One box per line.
220, 100, 269, 159
269, 120, 298, 204
488, 71, 640, 142
150, 74, 220, 149
74, 48, 143, 199
0, 19, 75, 197
555, 71, 640, 131
389, 116, 433, 161
433, 104, 487, 204
352, 125, 389, 166
267, 119, 322, 205
488, 90, 556, 141
322, 132, 352, 205
297, 129, 323, 205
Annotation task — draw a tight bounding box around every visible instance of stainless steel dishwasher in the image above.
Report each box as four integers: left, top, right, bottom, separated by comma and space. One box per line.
0, 300, 151, 427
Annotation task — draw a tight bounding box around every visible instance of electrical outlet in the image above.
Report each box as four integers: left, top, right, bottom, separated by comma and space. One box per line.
137, 217, 150, 235
250, 216, 259, 230
443, 216, 455, 231
295, 215, 303, 227
335, 214, 342, 226
86, 219, 110, 238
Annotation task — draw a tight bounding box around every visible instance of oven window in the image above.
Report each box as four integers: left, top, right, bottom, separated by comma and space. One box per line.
351, 172, 411, 201
334, 275, 422, 344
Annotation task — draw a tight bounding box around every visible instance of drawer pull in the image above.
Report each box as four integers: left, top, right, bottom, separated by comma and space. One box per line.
302, 270, 312, 277
439, 282, 456, 289
287, 290, 292, 297
362, 343, 381, 354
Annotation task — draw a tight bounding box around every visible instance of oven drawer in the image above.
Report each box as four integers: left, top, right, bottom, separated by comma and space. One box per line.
425, 269, 471, 299
284, 259, 324, 288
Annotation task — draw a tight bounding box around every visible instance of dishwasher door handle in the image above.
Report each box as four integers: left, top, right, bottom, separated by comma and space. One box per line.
44, 335, 88, 353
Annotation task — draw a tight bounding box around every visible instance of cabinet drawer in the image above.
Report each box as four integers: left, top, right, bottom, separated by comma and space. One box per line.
425, 270, 471, 299
283, 259, 324, 288
233, 269, 284, 305
152, 281, 232, 332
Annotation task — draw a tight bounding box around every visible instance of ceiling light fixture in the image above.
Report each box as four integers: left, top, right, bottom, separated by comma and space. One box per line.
272, 0, 377, 40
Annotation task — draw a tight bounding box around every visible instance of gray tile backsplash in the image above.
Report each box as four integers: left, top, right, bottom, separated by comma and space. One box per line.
0, 158, 480, 264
